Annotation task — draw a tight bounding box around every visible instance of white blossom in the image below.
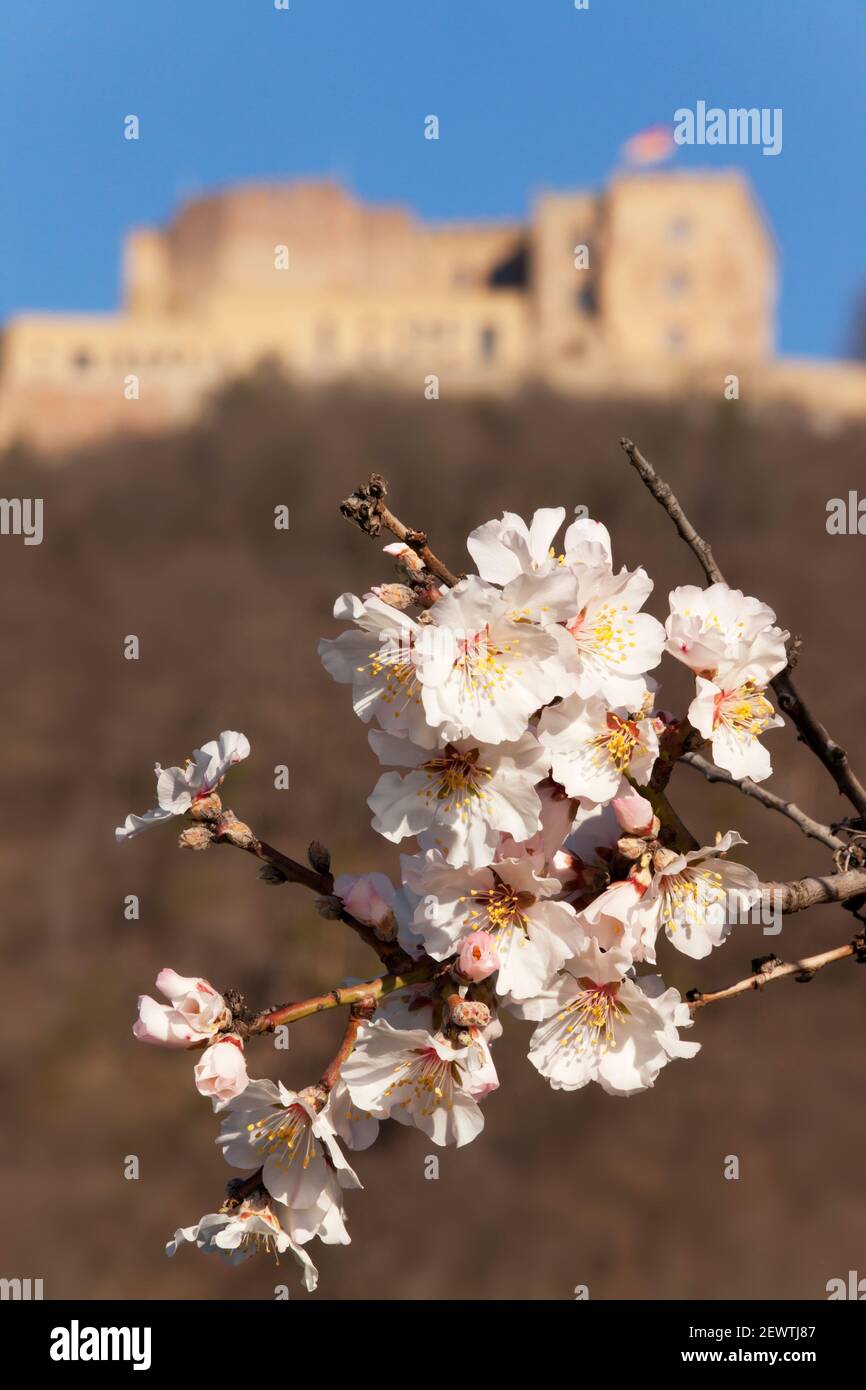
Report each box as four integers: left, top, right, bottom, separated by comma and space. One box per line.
537, 695, 659, 804
402, 849, 584, 1001
166, 1196, 318, 1289
467, 507, 566, 582
133, 970, 230, 1047
217, 1079, 360, 1245
548, 565, 666, 708
414, 575, 570, 744
688, 669, 783, 783
343, 1019, 499, 1147
318, 593, 437, 747
528, 941, 700, 1094
633, 831, 761, 962
665, 583, 789, 682
116, 731, 250, 841
367, 728, 549, 869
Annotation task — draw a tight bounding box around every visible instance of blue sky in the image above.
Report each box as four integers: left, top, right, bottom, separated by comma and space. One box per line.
1, 0, 864, 358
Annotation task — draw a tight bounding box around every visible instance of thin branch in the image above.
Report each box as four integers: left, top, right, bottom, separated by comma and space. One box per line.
681, 751, 847, 854
340, 472, 462, 589
319, 1002, 376, 1092
759, 868, 866, 915
620, 437, 724, 584
224, 1003, 381, 1212
239, 965, 435, 1037
620, 437, 866, 819
770, 668, 866, 818
688, 936, 866, 1012
182, 804, 416, 972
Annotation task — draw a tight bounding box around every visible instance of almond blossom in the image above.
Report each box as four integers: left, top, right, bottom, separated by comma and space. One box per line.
194, 1036, 249, 1103
402, 848, 585, 1001
527, 941, 700, 1094
467, 506, 613, 583
665, 582, 789, 681
334, 871, 397, 938
120, 472, 841, 1298
367, 727, 549, 869
688, 668, 784, 783
467, 507, 567, 582
537, 694, 659, 804
577, 879, 646, 956
133, 969, 230, 1047
318, 592, 437, 747
217, 1079, 361, 1246
413, 575, 570, 744
167, 1196, 318, 1288
548, 564, 666, 709
342, 1018, 499, 1147
632, 831, 760, 962
115, 730, 250, 841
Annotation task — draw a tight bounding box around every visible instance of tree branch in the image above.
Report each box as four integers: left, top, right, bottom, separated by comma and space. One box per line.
759, 868, 866, 915
237, 965, 435, 1037
688, 935, 866, 1012
180, 803, 416, 972
681, 750, 847, 855
340, 472, 462, 589
620, 437, 866, 819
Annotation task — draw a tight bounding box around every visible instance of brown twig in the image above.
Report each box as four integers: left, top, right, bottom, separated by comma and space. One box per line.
238, 965, 434, 1037
770, 669, 866, 819
181, 803, 415, 971
319, 1001, 377, 1092
223, 1002, 381, 1211
758, 868, 866, 915
340, 473, 462, 589
688, 936, 866, 1011
620, 437, 866, 819
681, 751, 847, 854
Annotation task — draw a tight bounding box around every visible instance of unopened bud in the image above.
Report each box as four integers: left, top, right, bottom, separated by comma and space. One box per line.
383, 541, 426, 579
616, 835, 647, 861
369, 583, 416, 611
455, 931, 500, 982
413, 582, 443, 609
213, 811, 256, 850
316, 894, 344, 920
259, 864, 288, 885
334, 873, 396, 938
307, 840, 332, 875
178, 824, 214, 851
612, 791, 656, 837
187, 792, 222, 821
448, 998, 491, 1029
652, 846, 680, 872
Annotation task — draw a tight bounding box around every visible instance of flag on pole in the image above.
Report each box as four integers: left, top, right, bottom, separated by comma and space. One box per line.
621, 124, 676, 167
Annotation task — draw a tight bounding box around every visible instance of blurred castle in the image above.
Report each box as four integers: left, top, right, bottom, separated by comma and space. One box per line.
2, 171, 864, 450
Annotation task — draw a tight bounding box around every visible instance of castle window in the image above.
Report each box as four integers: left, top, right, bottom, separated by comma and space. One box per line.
480, 326, 498, 361
575, 283, 598, 316
71, 349, 93, 371
665, 326, 687, 353
668, 215, 692, 241
666, 270, 689, 296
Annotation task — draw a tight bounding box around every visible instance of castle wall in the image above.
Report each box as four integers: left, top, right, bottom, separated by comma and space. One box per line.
2, 171, 861, 454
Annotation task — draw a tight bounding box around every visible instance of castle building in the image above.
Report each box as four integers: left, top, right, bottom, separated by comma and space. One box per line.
0, 172, 862, 450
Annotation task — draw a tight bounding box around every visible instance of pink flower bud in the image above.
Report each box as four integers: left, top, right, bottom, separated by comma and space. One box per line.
457, 931, 500, 982
133, 969, 230, 1046
611, 792, 655, 837
383, 541, 426, 578
194, 1036, 249, 1104
334, 873, 396, 938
